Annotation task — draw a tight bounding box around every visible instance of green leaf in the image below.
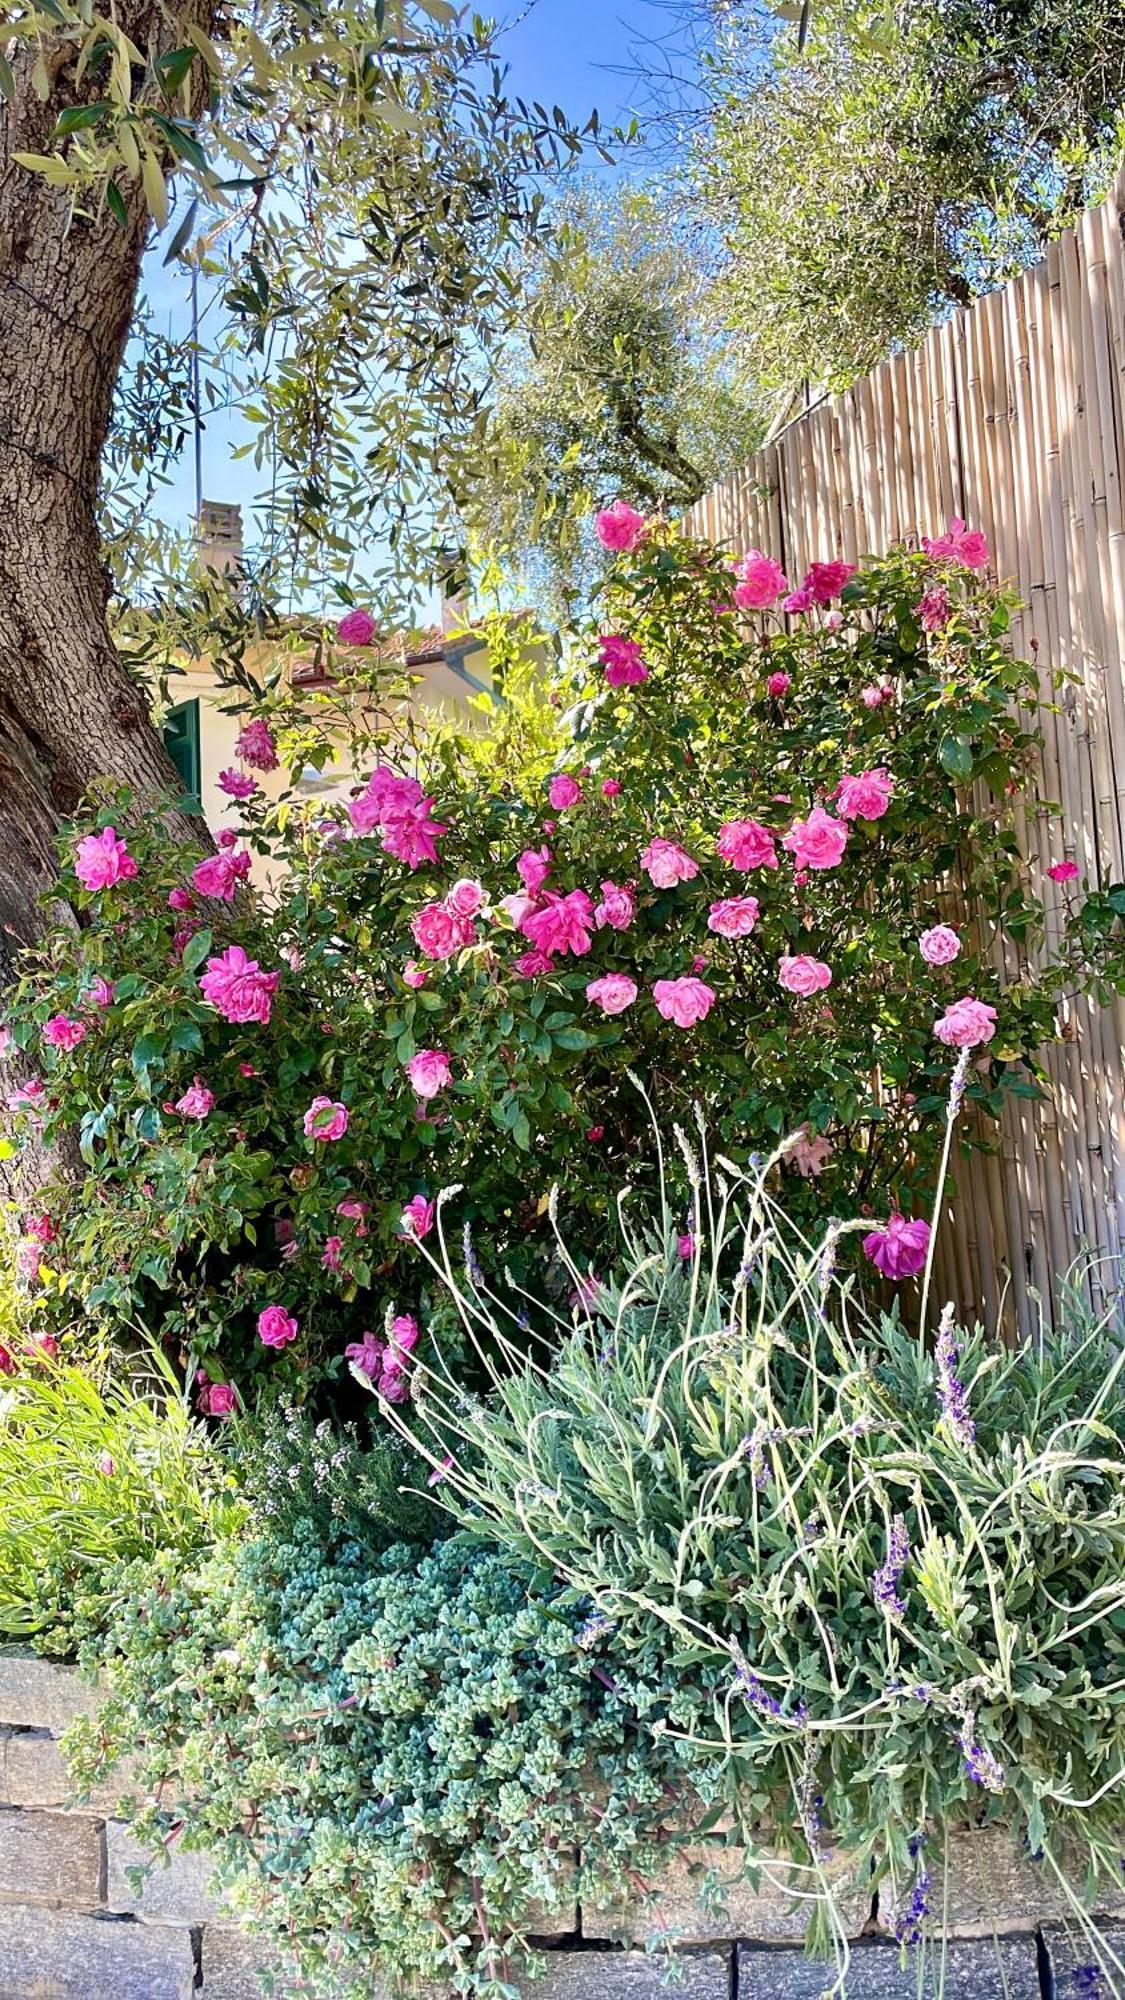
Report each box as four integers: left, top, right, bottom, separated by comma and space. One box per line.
105, 179, 128, 229
938, 734, 974, 781
181, 928, 212, 974
156, 46, 198, 95
54, 102, 109, 137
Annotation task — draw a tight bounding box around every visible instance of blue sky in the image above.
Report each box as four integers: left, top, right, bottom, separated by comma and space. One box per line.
142, 0, 657, 538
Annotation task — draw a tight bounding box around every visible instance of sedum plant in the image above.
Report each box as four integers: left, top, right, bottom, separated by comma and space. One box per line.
389, 1118, 1125, 1990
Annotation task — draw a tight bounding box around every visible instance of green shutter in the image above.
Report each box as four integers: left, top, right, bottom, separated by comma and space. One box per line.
163, 700, 201, 810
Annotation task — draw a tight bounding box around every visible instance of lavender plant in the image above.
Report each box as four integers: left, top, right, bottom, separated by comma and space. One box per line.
382, 1102, 1125, 1992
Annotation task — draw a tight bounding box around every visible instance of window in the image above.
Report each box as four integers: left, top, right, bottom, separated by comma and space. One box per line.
163, 700, 201, 810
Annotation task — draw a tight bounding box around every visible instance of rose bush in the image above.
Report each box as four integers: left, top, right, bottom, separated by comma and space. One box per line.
1, 517, 1090, 1397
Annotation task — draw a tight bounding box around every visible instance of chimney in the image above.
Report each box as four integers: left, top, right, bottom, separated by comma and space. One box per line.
436, 544, 470, 636
197, 500, 244, 581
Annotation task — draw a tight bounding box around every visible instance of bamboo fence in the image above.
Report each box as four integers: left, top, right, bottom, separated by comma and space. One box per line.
686, 171, 1125, 1336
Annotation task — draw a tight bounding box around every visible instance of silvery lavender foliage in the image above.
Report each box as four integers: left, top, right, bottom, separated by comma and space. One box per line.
797, 1730, 827, 1863
935, 1302, 976, 1448
872, 1515, 910, 1616
958, 1710, 1005, 1793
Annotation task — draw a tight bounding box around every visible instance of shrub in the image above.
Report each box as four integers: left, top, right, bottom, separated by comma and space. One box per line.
0, 1341, 242, 1649
391, 1135, 1125, 1977
2, 515, 1091, 1394
69, 1523, 720, 1998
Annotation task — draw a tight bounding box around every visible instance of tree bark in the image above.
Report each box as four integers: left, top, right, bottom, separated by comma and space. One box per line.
0, 7, 218, 1190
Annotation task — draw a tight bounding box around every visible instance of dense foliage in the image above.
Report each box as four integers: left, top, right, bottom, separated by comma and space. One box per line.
397, 1141, 1125, 1982
690, 0, 1125, 390
69, 1524, 718, 1999
2, 516, 1097, 1397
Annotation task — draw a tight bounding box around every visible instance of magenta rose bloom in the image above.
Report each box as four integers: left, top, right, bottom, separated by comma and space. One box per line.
716, 819, 778, 871
521, 888, 596, 959
175, 1076, 215, 1120
594, 880, 634, 931
199, 945, 280, 1026
778, 954, 832, 997
303, 1095, 349, 1142
586, 973, 638, 1016
922, 516, 990, 570
411, 902, 471, 961
733, 550, 787, 609
446, 877, 485, 918
641, 837, 698, 888
43, 1014, 87, 1052
517, 846, 552, 894
337, 607, 376, 646
548, 772, 582, 811
916, 587, 951, 632
217, 768, 258, 801
653, 976, 716, 1027
766, 672, 790, 698
236, 719, 279, 771
594, 499, 646, 552
202, 1381, 238, 1417
381, 796, 447, 869
934, 997, 998, 1049
919, 924, 961, 966
707, 896, 760, 938
803, 560, 857, 604
783, 587, 815, 614
193, 851, 249, 901
258, 1305, 299, 1349
783, 806, 849, 871
400, 1195, 436, 1239
88, 976, 116, 1009
406, 1048, 452, 1099
835, 766, 894, 822
75, 825, 137, 892
599, 635, 649, 686
1046, 860, 1080, 883
402, 960, 427, 990
863, 1215, 931, 1281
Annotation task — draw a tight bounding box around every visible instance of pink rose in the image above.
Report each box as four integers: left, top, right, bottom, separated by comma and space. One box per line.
88, 976, 115, 1009
599, 635, 649, 686
825, 610, 844, 633
586, 974, 638, 1016
934, 997, 998, 1049
205, 1382, 238, 1417
863, 1215, 931, 1281
193, 851, 249, 901
218, 768, 258, 801
766, 672, 790, 698
586, 1124, 605, 1142
337, 607, 376, 645
175, 1076, 215, 1120
389, 1312, 420, 1355
337, 1196, 369, 1234
258, 1305, 299, 1349
521, 889, 596, 959
835, 766, 894, 822
652, 976, 715, 1027
322, 1236, 344, 1272
595, 499, 646, 552
407, 1048, 452, 1099
803, 560, 857, 604
677, 1232, 695, 1260
236, 719, 279, 771
403, 960, 427, 989
411, 902, 472, 961
74, 826, 137, 892
919, 924, 961, 966
778, 954, 832, 997
922, 517, 990, 570
401, 1194, 435, 1239
594, 880, 634, 931
168, 885, 194, 912
782, 806, 848, 871
548, 773, 582, 811
783, 588, 815, 614
733, 550, 788, 609
786, 1126, 833, 1177
25, 1213, 57, 1245
446, 877, 484, 918
707, 896, 760, 938
513, 949, 552, 978
43, 1014, 86, 1052
640, 838, 698, 888
716, 820, 778, 872
199, 945, 280, 1026
303, 1095, 349, 1142
517, 847, 552, 894
601, 779, 622, 799
861, 684, 889, 710
1047, 861, 1080, 883
916, 588, 951, 632
381, 796, 447, 870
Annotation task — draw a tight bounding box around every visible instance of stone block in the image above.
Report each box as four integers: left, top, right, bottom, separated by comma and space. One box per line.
200, 1924, 284, 1999
106, 1820, 226, 1923
0, 1806, 104, 1906
0, 1653, 100, 1734
0, 1902, 196, 1998
1042, 1923, 1125, 1994
874, 1829, 1125, 1938
0, 1729, 139, 1814
587, 1838, 870, 1945
739, 1935, 1041, 1998
528, 1947, 731, 1998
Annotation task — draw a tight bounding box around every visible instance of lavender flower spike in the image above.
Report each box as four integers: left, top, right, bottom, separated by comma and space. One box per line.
959, 1709, 1005, 1793
935, 1301, 976, 1448
872, 1515, 910, 1616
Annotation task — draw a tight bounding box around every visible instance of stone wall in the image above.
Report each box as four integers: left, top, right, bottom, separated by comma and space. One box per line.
0, 1647, 1121, 1998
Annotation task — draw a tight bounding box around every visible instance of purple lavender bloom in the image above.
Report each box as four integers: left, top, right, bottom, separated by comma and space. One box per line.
575, 1611, 615, 1650
959, 1710, 1005, 1793
872, 1515, 910, 1616
732, 1649, 783, 1718
935, 1302, 975, 1447
1073, 1969, 1103, 1996
742, 1422, 776, 1491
